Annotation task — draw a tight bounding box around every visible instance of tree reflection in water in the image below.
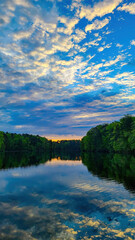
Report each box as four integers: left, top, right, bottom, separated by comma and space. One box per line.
82, 152, 135, 193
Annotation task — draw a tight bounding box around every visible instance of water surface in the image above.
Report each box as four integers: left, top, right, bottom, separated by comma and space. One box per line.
0, 153, 135, 239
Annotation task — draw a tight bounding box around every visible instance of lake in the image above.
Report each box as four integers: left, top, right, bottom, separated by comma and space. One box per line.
0, 152, 135, 239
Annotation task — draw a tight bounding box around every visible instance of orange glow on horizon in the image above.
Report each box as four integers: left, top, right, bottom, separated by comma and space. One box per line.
50, 138, 81, 142
42, 135, 82, 141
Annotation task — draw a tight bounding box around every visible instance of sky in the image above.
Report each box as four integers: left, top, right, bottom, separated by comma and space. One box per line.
0, 0, 135, 140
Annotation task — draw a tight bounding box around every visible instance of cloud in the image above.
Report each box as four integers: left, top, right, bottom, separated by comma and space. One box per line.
0, 0, 32, 27
80, 0, 122, 21
13, 29, 34, 41
13, 0, 31, 8
13, 13, 57, 41
72, 29, 86, 43
58, 17, 79, 35
98, 43, 111, 52
117, 3, 135, 14
84, 36, 102, 49
116, 43, 123, 48
131, 40, 135, 46
114, 72, 135, 87
122, 94, 135, 101
85, 17, 111, 32
0, 110, 11, 123
103, 55, 124, 67
73, 111, 114, 119
0, 11, 14, 26
52, 34, 74, 53
0, 0, 135, 138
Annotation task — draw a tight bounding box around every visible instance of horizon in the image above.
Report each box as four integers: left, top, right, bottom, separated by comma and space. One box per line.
0, 0, 135, 139
1, 114, 135, 141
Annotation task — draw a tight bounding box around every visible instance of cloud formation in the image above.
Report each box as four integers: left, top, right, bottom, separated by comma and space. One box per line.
117, 3, 135, 14
131, 40, 135, 46
0, 0, 135, 138
85, 17, 111, 32
80, 0, 122, 21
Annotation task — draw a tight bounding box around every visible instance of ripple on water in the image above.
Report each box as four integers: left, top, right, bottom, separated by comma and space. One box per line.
0, 159, 135, 239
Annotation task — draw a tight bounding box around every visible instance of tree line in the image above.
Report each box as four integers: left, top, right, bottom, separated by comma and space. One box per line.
0, 131, 81, 154
81, 115, 135, 153
51, 140, 81, 156
0, 132, 52, 152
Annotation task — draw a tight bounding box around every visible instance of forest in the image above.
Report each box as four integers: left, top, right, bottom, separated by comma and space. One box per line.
0, 132, 51, 152
0, 131, 81, 155
81, 115, 135, 153
51, 140, 81, 157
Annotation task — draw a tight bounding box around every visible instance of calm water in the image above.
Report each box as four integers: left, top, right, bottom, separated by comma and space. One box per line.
0, 153, 135, 240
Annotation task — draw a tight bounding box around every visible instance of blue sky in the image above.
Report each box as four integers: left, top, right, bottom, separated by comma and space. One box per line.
0, 0, 135, 139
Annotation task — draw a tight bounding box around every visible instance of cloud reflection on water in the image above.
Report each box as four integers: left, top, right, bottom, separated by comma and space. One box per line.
0, 157, 135, 239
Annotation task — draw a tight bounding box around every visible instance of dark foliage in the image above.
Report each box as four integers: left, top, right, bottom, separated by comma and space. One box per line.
81, 115, 135, 153
0, 132, 52, 152
0, 151, 50, 169
82, 151, 135, 192
0, 132, 81, 157
51, 140, 81, 156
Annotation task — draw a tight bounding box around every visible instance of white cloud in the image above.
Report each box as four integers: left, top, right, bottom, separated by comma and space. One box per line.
122, 94, 135, 101
72, 29, 86, 43
1, 0, 135, 138
13, 0, 32, 8
0, 11, 14, 25
104, 54, 124, 67
56, 59, 74, 66
13, 29, 34, 40
103, 72, 135, 88
81, 62, 104, 79
84, 37, 102, 49
131, 40, 135, 46
52, 34, 74, 52
19, 16, 28, 25
80, 0, 122, 21
117, 3, 135, 14
116, 43, 123, 48
85, 17, 111, 32
53, 56, 88, 85
0, 110, 11, 123
70, 0, 82, 17
73, 111, 114, 119
98, 43, 111, 52
94, 33, 99, 37
58, 17, 79, 35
